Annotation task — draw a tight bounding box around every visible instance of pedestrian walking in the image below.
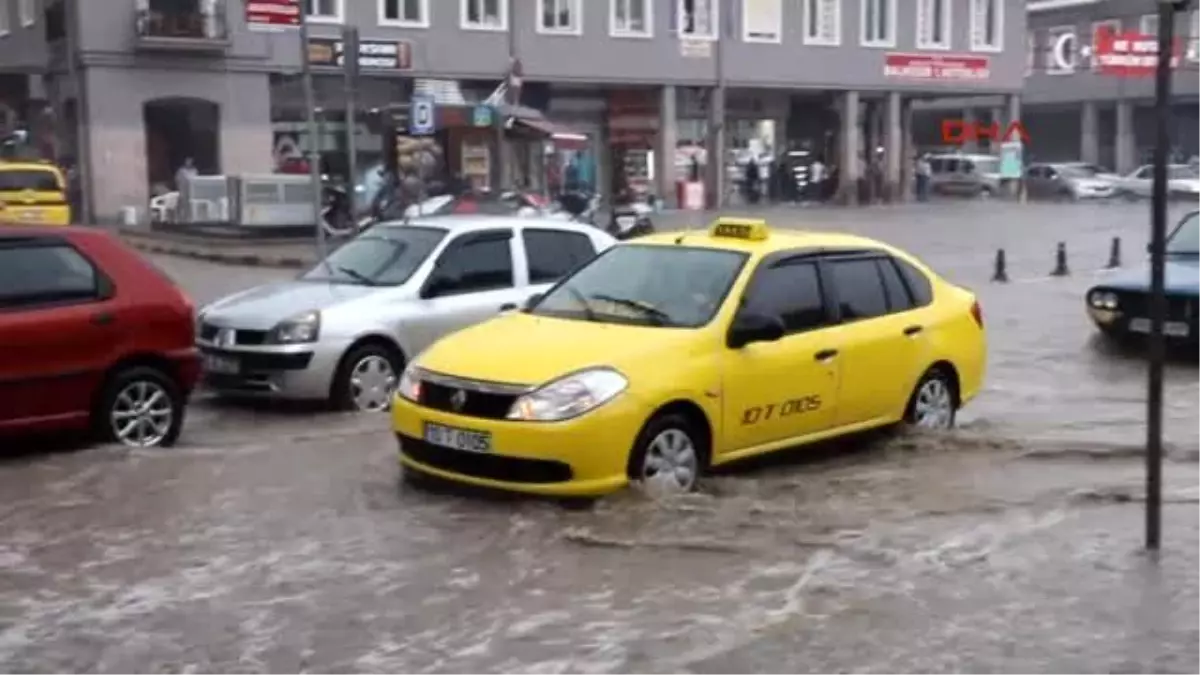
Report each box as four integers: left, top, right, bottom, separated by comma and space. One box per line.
809, 157, 826, 203
914, 154, 932, 202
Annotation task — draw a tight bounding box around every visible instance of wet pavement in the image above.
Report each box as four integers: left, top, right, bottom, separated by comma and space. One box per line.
1, 201, 1197, 672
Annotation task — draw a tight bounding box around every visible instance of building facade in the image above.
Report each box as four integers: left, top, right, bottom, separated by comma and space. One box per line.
0, 0, 1027, 221
1021, 0, 1199, 172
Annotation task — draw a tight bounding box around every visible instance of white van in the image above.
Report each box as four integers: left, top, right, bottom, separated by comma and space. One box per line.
927, 153, 1004, 198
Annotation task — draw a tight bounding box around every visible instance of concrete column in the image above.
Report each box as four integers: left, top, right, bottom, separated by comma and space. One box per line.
1115, 101, 1135, 174
836, 90, 860, 205
658, 84, 678, 208
706, 86, 726, 209
884, 92, 902, 202
1079, 102, 1099, 164
960, 108, 979, 152
900, 98, 914, 201
1004, 94, 1021, 130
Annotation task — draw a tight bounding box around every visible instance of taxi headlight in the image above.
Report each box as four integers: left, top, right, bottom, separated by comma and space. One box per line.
268, 310, 320, 344
397, 363, 422, 403
1089, 291, 1119, 310
507, 368, 628, 422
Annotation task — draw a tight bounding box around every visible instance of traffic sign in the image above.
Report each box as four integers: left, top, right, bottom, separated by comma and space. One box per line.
245, 0, 301, 32
472, 105, 493, 128
410, 96, 435, 136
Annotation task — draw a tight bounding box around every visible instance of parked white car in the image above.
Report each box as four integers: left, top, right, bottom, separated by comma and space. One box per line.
196, 216, 616, 411
1117, 164, 1200, 200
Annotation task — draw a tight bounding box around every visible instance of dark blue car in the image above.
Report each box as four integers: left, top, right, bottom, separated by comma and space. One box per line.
1086, 211, 1199, 345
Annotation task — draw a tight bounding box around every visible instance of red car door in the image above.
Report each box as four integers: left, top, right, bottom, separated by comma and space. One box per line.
0, 239, 123, 432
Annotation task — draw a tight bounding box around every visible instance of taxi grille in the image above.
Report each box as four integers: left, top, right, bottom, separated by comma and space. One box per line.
398, 434, 573, 484
418, 380, 518, 420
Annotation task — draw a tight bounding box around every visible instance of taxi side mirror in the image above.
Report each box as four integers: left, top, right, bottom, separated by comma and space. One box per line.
727, 313, 786, 349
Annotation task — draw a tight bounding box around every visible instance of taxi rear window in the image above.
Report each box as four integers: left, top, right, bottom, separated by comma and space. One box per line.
0, 169, 62, 192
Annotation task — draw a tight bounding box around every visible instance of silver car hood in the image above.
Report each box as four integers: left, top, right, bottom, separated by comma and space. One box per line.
201, 280, 379, 330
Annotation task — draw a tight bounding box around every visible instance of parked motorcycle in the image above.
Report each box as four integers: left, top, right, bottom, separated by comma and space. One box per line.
554, 190, 600, 225
607, 195, 655, 240
320, 178, 357, 237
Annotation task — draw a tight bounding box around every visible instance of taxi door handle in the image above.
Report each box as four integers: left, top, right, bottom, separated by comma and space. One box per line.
814, 348, 838, 362
903, 324, 924, 337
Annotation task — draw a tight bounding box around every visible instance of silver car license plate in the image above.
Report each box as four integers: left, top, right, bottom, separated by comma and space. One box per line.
1129, 318, 1190, 337
203, 353, 240, 374
424, 422, 492, 453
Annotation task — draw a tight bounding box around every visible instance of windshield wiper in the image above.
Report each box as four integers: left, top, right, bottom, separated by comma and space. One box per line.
335, 266, 377, 286
589, 293, 674, 326
565, 285, 597, 321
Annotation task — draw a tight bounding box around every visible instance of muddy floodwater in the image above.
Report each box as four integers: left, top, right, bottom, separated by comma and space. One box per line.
0, 202, 1197, 672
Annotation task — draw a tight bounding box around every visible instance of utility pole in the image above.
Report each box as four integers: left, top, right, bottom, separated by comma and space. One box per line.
66, 0, 91, 223
342, 25, 360, 217
706, 2, 727, 209
299, 14, 327, 260
494, 0, 517, 191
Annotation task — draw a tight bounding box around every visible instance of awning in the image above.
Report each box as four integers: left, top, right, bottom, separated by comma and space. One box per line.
499, 104, 589, 149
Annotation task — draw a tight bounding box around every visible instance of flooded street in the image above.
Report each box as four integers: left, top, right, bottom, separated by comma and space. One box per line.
1, 202, 1196, 672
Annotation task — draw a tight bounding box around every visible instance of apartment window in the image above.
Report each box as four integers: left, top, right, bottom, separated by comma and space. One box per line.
970, 0, 1002, 51
860, 0, 895, 47
743, 0, 781, 43
19, 0, 34, 27
1139, 13, 1158, 37
1046, 25, 1077, 74
803, 0, 839, 45
611, 0, 651, 36
0, 0, 9, 34
462, 0, 507, 30
917, 0, 951, 49
380, 0, 427, 26
540, 0, 581, 34
1090, 19, 1120, 70
1025, 32, 1034, 76
677, 0, 718, 39
1189, 10, 1198, 61
305, 0, 343, 22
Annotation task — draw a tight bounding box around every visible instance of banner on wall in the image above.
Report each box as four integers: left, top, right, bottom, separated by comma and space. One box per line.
1092, 26, 1182, 77
884, 53, 990, 80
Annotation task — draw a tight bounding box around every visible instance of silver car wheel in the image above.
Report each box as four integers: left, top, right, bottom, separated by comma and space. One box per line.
913, 378, 954, 430
110, 380, 174, 447
640, 428, 699, 494
349, 355, 397, 412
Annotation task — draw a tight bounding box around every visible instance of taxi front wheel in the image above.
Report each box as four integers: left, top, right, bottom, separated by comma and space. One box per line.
905, 368, 958, 430
627, 413, 707, 496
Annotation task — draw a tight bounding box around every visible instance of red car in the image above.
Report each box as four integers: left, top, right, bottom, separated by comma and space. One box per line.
0, 226, 200, 448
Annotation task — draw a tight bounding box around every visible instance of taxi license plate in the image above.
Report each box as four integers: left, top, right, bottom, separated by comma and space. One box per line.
424, 422, 492, 453
17, 210, 41, 221
203, 353, 240, 374
1129, 318, 1190, 337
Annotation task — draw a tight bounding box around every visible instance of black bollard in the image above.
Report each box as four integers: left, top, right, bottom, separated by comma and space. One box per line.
1107, 236, 1122, 268
992, 248, 1009, 283
1051, 241, 1070, 276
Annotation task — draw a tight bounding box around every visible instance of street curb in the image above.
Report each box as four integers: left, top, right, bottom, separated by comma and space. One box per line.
121, 236, 313, 269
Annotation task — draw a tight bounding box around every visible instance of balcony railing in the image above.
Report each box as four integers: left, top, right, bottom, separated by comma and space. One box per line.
134, 1, 230, 52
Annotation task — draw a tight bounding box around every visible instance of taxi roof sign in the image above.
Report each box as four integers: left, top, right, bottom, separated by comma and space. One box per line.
710, 217, 769, 241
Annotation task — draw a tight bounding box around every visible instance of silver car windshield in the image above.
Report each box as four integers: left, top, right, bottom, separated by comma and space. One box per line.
301, 226, 447, 286
529, 244, 749, 328
1167, 213, 1199, 255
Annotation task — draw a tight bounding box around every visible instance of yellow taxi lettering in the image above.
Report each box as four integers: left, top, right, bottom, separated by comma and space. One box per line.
741, 395, 822, 425
709, 218, 769, 241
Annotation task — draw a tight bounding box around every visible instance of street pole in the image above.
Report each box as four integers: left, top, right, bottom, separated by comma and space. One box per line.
707, 2, 727, 209
299, 15, 327, 260
65, 0, 91, 224
342, 25, 360, 216
1145, 0, 1184, 552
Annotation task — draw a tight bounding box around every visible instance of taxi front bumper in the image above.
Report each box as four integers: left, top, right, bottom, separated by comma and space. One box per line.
392, 392, 651, 497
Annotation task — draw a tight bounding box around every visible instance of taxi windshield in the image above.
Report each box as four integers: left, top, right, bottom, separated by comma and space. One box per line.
0, 169, 61, 191
529, 244, 748, 328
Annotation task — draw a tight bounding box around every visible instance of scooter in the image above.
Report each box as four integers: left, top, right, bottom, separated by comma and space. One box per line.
554, 190, 599, 225
607, 195, 655, 240
320, 178, 356, 237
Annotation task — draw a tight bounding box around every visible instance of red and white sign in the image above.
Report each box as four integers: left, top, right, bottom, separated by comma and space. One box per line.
884, 53, 990, 81
246, 0, 301, 32
1093, 27, 1182, 77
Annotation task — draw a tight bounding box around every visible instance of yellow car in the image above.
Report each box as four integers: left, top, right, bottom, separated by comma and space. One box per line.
0, 161, 72, 226
393, 218, 986, 498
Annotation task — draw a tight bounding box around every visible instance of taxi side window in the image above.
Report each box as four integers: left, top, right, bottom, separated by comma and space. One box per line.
431, 231, 514, 296
828, 258, 888, 321
742, 260, 827, 334
893, 258, 933, 307
876, 257, 914, 312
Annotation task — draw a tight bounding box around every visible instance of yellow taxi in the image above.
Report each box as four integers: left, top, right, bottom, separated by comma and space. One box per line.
0, 161, 72, 226
393, 218, 987, 497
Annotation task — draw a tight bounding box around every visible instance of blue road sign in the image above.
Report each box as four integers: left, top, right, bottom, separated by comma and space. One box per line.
472, 105, 493, 128
410, 95, 435, 136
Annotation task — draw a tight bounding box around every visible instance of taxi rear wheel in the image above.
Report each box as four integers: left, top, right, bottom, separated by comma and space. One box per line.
627, 413, 707, 496
904, 367, 958, 430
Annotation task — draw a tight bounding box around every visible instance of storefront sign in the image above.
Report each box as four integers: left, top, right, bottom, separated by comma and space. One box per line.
1093, 28, 1182, 77
307, 38, 413, 70
679, 38, 712, 58
883, 53, 990, 80
246, 0, 300, 32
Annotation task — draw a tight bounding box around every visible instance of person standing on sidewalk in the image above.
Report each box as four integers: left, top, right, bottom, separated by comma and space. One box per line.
809, 156, 825, 203
914, 154, 932, 202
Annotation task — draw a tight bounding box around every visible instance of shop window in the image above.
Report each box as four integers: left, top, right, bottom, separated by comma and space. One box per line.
379, 0, 427, 27
611, 0, 651, 37
304, 0, 343, 22
676, 0, 718, 39
970, 0, 1002, 51
19, 0, 35, 26
860, 0, 895, 47
540, 0, 580, 34
916, 0, 950, 50
1140, 13, 1159, 37
462, 0, 507, 30
742, 0, 781, 43
803, 0, 840, 46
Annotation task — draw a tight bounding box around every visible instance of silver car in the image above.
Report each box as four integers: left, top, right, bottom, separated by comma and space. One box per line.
196, 216, 616, 411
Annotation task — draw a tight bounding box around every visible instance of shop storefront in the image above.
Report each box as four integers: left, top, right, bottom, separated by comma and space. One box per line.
606, 88, 660, 198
